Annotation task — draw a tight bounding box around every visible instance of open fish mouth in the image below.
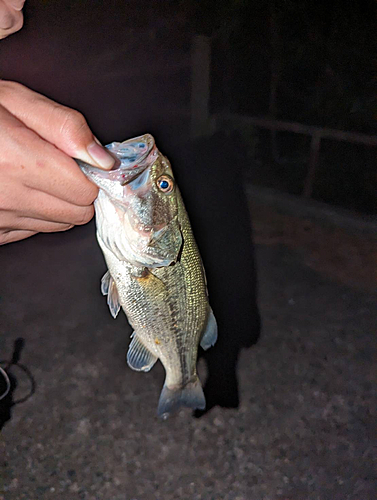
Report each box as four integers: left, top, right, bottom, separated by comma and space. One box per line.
107, 134, 157, 184
108, 134, 155, 166
76, 134, 158, 187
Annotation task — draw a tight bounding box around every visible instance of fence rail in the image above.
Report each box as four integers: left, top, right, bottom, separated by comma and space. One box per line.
190, 35, 377, 198
213, 113, 377, 197
213, 114, 377, 147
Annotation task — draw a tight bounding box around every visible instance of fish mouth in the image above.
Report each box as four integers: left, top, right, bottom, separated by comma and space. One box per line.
75, 134, 158, 187
109, 133, 155, 167
108, 133, 157, 184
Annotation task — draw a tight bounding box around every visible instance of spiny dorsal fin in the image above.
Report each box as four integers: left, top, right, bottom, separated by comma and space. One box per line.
100, 270, 121, 319
127, 333, 158, 372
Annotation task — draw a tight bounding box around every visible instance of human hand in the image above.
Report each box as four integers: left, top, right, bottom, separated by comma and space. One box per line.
0, 0, 25, 40
0, 81, 116, 245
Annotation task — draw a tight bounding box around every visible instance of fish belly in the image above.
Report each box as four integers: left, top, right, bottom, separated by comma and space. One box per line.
102, 239, 207, 383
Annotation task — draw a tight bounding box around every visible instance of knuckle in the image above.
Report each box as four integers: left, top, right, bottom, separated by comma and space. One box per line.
0, 233, 14, 245
11, 12, 24, 34
73, 206, 94, 226
58, 223, 74, 232
0, 79, 25, 98
0, 230, 10, 245
58, 108, 88, 139
42, 223, 72, 234
0, 8, 15, 30
0, 228, 33, 245
79, 182, 98, 206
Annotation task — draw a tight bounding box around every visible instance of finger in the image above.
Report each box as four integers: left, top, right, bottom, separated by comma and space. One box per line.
26, 188, 95, 225
0, 1, 13, 27
0, 1, 23, 39
0, 105, 99, 206
0, 175, 95, 225
0, 229, 36, 245
0, 213, 73, 233
0, 81, 115, 169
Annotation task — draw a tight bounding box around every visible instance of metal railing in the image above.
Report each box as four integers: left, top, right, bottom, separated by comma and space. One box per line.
190, 36, 377, 199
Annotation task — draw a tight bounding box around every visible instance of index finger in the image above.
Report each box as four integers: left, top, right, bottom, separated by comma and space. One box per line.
0, 104, 99, 206
0, 81, 115, 170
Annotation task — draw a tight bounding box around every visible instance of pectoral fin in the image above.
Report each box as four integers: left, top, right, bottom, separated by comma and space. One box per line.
101, 270, 121, 319
127, 333, 158, 372
200, 308, 218, 350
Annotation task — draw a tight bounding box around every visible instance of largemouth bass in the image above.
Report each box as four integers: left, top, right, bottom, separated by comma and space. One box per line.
76, 134, 217, 418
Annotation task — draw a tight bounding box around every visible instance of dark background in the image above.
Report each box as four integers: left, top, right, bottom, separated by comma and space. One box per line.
0, 0, 376, 213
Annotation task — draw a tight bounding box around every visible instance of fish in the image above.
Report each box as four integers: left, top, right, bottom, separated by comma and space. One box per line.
76, 134, 217, 418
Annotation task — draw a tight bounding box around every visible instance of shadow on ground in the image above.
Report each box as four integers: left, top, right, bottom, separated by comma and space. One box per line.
167, 132, 261, 416
0, 338, 36, 431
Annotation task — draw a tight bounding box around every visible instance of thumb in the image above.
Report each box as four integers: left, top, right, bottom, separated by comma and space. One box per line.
0, 81, 115, 169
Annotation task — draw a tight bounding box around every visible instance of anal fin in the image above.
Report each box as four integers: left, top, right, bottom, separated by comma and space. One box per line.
127, 333, 158, 372
200, 308, 218, 351
101, 270, 121, 319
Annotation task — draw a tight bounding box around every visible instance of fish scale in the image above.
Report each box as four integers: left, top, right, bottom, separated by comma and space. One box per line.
77, 134, 218, 418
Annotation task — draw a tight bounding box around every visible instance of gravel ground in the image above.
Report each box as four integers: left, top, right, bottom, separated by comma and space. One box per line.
0, 201, 376, 500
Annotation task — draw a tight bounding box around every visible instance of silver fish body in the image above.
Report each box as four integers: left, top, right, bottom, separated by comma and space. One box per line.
77, 134, 217, 418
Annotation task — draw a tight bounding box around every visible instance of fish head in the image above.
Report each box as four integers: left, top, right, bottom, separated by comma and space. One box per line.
77, 134, 182, 268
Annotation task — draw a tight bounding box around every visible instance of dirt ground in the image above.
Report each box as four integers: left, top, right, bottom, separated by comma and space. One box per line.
250, 201, 377, 293
0, 193, 376, 500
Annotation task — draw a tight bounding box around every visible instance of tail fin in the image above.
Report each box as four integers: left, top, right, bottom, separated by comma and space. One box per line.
157, 376, 206, 419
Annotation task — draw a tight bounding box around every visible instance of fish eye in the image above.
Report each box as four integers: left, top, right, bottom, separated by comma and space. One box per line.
157, 175, 174, 194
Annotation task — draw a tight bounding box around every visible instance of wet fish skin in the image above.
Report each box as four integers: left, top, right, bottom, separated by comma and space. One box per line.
77, 134, 217, 418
